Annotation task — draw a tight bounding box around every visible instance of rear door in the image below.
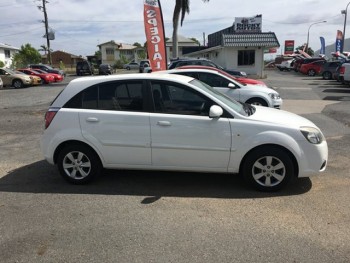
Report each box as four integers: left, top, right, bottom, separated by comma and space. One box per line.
72, 80, 152, 166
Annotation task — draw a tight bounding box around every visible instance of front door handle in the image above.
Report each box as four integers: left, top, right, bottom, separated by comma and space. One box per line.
86, 117, 99, 123
157, 121, 171, 126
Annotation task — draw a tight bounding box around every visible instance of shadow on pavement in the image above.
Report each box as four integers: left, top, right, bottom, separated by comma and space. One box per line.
0, 160, 312, 200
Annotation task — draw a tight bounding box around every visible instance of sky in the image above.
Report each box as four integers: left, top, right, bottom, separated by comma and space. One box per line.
0, 0, 348, 58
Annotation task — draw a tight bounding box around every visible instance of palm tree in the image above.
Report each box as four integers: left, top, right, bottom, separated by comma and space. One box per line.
38, 45, 48, 55
172, 0, 209, 58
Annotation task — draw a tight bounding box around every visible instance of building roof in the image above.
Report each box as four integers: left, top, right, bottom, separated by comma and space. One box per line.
166, 35, 197, 44
222, 33, 280, 48
0, 43, 20, 50
97, 40, 137, 50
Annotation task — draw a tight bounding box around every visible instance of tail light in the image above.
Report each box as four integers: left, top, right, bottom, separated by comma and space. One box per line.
45, 108, 60, 129
340, 66, 345, 75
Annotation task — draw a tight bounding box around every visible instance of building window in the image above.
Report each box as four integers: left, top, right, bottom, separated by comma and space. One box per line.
106, 48, 115, 55
238, 50, 255, 66
5, 50, 11, 58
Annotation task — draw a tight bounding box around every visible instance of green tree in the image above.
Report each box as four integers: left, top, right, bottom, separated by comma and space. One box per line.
190, 37, 200, 46
172, 0, 209, 58
0, 60, 5, 68
38, 45, 51, 55
13, 43, 41, 68
133, 42, 142, 47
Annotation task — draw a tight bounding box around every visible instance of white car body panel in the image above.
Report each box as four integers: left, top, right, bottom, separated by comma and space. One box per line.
41, 74, 327, 180
150, 113, 231, 171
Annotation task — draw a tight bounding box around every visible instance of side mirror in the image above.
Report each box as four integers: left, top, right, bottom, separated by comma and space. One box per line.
209, 105, 223, 118
228, 83, 237, 89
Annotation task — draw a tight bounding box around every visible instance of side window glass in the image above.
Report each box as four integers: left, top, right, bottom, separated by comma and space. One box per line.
64, 81, 144, 112
82, 86, 98, 109
99, 81, 144, 111
198, 73, 230, 87
151, 81, 213, 116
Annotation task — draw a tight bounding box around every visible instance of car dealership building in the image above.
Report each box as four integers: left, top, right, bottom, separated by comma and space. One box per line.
185, 15, 280, 78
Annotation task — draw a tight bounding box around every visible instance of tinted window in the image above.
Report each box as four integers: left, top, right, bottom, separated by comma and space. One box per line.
150, 81, 213, 116
238, 50, 255, 66
64, 81, 145, 112
197, 72, 231, 87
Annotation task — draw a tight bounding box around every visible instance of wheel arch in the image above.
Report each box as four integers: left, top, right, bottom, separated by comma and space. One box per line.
245, 96, 270, 106
239, 144, 299, 178
53, 140, 103, 166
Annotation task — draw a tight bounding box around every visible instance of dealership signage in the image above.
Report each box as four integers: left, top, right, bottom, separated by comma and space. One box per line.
284, 40, 295, 55
143, 0, 167, 71
235, 15, 262, 33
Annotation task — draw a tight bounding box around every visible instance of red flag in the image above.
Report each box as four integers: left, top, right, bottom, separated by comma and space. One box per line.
143, 0, 167, 71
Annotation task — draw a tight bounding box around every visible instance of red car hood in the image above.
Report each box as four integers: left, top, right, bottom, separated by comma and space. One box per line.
235, 77, 266, 86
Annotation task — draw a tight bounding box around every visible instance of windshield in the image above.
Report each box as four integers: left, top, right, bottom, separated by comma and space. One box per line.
189, 79, 247, 116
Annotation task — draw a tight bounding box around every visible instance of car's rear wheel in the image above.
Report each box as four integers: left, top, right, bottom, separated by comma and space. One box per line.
322, 71, 332, 80
126, 66, 130, 70
246, 98, 268, 107
13, 79, 23, 89
57, 144, 102, 184
242, 146, 294, 191
308, 69, 316, 76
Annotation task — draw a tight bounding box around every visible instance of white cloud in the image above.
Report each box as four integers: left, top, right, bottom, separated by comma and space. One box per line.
0, 0, 348, 56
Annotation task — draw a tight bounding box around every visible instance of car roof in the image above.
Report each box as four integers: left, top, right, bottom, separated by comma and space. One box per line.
52, 73, 195, 107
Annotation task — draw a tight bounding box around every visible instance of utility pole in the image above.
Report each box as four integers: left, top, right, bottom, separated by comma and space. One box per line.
38, 0, 52, 65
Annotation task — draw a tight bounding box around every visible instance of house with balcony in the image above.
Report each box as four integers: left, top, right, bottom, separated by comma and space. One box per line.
97, 41, 145, 65
0, 43, 19, 68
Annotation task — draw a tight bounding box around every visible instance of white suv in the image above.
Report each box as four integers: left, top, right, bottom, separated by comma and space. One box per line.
41, 74, 328, 191
162, 68, 282, 109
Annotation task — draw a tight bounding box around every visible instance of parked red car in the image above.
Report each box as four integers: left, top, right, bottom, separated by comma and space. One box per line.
17, 68, 55, 84
34, 68, 64, 82
299, 60, 327, 76
176, 65, 267, 86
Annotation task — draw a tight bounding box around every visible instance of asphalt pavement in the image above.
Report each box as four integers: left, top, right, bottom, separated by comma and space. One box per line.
0, 70, 350, 263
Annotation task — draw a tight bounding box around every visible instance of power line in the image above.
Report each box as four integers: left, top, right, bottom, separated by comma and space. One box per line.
0, 26, 44, 37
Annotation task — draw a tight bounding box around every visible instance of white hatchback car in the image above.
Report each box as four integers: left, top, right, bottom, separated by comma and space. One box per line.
41, 74, 328, 191
163, 68, 282, 109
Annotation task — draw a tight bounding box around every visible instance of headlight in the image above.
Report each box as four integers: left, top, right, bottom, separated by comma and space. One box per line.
300, 127, 324, 144
268, 93, 281, 100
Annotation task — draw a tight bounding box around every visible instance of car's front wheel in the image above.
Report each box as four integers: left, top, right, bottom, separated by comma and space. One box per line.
13, 79, 23, 89
242, 146, 294, 191
308, 69, 316, 76
57, 144, 102, 184
322, 71, 332, 80
246, 98, 268, 107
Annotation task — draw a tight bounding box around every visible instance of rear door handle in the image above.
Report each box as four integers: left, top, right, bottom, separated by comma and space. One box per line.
157, 121, 171, 126
86, 117, 99, 123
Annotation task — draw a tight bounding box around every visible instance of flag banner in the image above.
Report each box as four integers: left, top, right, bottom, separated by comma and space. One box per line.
320, 37, 325, 55
143, 0, 167, 71
284, 40, 294, 55
336, 30, 343, 53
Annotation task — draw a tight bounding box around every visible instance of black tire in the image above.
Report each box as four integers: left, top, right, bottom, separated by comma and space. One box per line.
13, 79, 23, 89
57, 144, 102, 184
322, 71, 332, 80
308, 69, 316, 76
242, 146, 294, 191
246, 98, 268, 107
126, 67, 130, 70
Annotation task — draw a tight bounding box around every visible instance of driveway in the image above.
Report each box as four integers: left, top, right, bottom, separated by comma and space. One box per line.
0, 71, 349, 263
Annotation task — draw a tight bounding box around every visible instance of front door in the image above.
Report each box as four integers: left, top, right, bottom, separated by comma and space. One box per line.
149, 80, 232, 171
